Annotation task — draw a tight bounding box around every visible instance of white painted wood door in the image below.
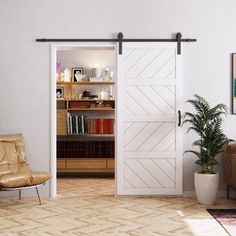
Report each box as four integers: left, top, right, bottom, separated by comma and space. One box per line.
116, 42, 183, 195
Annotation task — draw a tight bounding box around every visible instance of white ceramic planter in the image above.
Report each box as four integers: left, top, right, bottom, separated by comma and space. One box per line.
194, 171, 219, 204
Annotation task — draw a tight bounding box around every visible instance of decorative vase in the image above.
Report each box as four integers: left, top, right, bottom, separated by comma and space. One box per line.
103, 68, 110, 82
95, 67, 102, 78
194, 171, 219, 204
64, 69, 70, 82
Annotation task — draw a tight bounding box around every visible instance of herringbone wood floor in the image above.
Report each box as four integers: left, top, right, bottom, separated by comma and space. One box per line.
0, 178, 235, 236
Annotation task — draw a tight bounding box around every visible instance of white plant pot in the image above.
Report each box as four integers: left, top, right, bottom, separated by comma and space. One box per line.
194, 171, 219, 204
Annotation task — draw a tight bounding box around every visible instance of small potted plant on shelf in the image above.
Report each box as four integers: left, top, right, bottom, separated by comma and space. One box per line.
183, 94, 233, 204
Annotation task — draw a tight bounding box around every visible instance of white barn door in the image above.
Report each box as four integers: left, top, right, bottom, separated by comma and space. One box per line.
116, 42, 183, 195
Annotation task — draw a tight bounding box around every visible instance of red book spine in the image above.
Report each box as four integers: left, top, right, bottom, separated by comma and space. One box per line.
99, 119, 104, 134
87, 119, 90, 134
108, 119, 113, 134
88, 119, 91, 134
91, 119, 93, 134
90, 119, 94, 134
91, 119, 94, 134
96, 119, 100, 134
107, 119, 113, 134
103, 119, 108, 134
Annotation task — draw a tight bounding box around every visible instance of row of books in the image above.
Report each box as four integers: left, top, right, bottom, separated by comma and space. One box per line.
57, 141, 114, 158
67, 114, 114, 135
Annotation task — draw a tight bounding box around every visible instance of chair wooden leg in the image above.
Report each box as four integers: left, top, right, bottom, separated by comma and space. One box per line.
227, 185, 230, 199
18, 189, 21, 200
35, 186, 41, 205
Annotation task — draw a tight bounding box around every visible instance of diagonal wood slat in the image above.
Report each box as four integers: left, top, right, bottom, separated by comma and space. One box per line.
134, 159, 175, 188
124, 122, 149, 147
124, 85, 176, 115
124, 122, 176, 152
125, 159, 162, 188
124, 49, 176, 80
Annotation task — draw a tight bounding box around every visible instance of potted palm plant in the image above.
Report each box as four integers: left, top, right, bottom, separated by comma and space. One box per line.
183, 95, 233, 204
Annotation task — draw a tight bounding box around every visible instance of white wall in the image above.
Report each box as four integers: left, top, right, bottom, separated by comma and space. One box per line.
0, 0, 236, 196
57, 48, 115, 73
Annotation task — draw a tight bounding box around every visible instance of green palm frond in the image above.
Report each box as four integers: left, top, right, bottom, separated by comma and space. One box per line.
183, 94, 234, 174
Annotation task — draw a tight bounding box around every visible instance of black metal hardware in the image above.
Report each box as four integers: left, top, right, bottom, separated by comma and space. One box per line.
36, 38, 116, 42
35, 186, 42, 205
178, 110, 181, 126
118, 32, 123, 55
176, 32, 182, 55
36, 38, 196, 43
36, 32, 196, 55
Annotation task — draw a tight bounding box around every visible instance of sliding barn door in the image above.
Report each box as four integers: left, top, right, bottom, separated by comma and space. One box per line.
116, 42, 183, 195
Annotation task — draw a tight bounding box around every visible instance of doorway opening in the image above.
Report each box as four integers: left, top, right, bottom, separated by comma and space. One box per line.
51, 43, 117, 196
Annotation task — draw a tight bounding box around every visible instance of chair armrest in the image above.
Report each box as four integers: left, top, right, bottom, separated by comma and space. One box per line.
225, 144, 236, 153
224, 153, 231, 181
224, 150, 236, 187
230, 156, 236, 186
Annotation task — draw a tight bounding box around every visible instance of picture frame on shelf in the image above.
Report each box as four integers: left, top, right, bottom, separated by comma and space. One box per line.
72, 67, 84, 82
232, 54, 236, 114
56, 87, 64, 99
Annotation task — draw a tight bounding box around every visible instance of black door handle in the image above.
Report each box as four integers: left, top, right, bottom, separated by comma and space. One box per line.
178, 110, 181, 127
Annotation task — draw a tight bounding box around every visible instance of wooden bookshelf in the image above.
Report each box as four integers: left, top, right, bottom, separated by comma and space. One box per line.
56, 77, 115, 174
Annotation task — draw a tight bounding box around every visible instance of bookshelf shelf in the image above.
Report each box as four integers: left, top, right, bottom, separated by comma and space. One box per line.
57, 134, 115, 142
69, 134, 114, 137
68, 108, 115, 111
59, 134, 114, 137
57, 158, 115, 173
68, 99, 115, 102
57, 81, 115, 85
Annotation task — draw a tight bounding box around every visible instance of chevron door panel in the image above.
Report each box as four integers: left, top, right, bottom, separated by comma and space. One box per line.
124, 159, 176, 188
124, 49, 176, 79
124, 122, 175, 152
117, 42, 182, 195
124, 85, 175, 115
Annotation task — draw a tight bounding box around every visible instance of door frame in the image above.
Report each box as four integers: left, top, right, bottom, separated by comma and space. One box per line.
50, 42, 117, 197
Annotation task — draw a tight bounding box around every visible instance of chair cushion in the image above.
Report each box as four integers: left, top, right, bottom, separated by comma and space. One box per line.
30, 172, 51, 186
0, 133, 27, 163
0, 142, 18, 165
0, 134, 51, 188
0, 164, 18, 176
0, 164, 51, 188
0, 172, 31, 188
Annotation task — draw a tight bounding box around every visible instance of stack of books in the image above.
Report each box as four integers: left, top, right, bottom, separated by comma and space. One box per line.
57, 141, 114, 158
67, 113, 114, 135
87, 118, 114, 134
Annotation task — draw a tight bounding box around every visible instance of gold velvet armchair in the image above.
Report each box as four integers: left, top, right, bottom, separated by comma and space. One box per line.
223, 144, 236, 198
0, 133, 51, 204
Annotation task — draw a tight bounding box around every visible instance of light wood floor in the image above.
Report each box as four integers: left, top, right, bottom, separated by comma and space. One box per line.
0, 178, 235, 236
